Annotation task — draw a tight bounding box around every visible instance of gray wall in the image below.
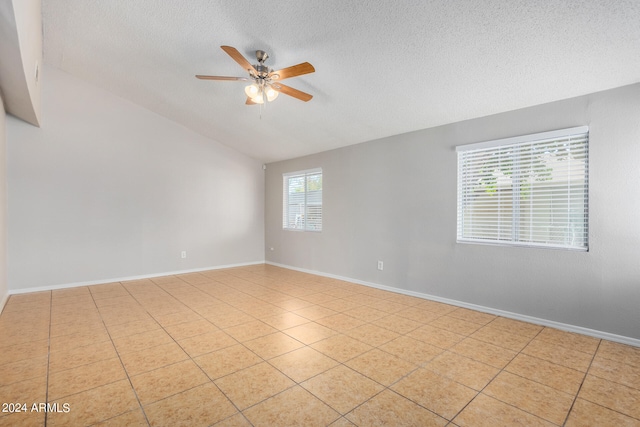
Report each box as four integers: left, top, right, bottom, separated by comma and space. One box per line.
7, 66, 265, 291
0, 93, 7, 309
265, 83, 640, 341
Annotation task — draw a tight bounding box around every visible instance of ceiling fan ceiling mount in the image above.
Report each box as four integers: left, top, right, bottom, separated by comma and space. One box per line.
255, 50, 268, 63
196, 46, 315, 105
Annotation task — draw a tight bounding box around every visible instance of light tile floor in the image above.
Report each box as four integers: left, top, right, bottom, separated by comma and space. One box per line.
0, 264, 639, 426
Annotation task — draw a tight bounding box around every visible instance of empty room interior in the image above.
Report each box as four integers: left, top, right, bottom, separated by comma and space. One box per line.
1, 1, 640, 426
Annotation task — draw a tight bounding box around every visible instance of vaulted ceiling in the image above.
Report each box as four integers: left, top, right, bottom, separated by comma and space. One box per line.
41, 0, 640, 162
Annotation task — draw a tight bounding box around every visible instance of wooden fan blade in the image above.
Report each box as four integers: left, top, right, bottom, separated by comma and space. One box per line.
246, 97, 257, 105
195, 75, 249, 81
271, 83, 313, 102
271, 62, 315, 80
221, 46, 257, 74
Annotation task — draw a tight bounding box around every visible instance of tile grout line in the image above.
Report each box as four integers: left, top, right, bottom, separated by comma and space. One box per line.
180, 270, 629, 424
513, 329, 605, 426
372, 312, 492, 423
40, 278, 470, 425
341, 309, 504, 422
119, 275, 249, 426
560, 338, 601, 427
199, 273, 376, 424
202, 270, 327, 427
573, 342, 640, 408
44, 290, 53, 427
446, 319, 547, 425
477, 322, 606, 425
153, 274, 279, 427
418, 317, 510, 424
19, 266, 639, 426
202, 272, 299, 427
254, 289, 456, 423
266, 308, 448, 424
95, 281, 154, 427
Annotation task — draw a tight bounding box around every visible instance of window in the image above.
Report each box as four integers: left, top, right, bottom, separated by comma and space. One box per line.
456, 126, 588, 250
283, 168, 322, 231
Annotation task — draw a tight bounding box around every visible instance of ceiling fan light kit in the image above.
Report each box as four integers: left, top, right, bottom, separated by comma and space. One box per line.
244, 81, 279, 105
196, 46, 315, 108
243, 83, 279, 104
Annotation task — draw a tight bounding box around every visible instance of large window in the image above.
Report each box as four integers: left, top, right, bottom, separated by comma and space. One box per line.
283, 168, 322, 231
456, 126, 588, 250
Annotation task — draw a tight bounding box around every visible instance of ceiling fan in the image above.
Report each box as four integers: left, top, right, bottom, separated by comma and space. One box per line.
196, 46, 315, 105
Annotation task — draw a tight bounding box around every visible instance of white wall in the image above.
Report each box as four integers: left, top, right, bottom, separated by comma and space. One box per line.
7, 66, 264, 291
265, 83, 640, 341
0, 93, 8, 310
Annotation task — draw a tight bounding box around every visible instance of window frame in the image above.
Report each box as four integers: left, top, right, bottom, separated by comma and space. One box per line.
282, 168, 323, 232
456, 126, 589, 251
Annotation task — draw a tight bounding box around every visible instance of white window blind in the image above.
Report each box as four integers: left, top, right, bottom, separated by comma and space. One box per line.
456, 126, 588, 250
283, 168, 322, 231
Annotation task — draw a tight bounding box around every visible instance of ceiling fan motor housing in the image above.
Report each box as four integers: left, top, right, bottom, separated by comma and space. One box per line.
254, 64, 270, 77
253, 51, 272, 78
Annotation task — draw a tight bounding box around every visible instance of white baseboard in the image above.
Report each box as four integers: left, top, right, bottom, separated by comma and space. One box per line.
8, 260, 265, 295
267, 261, 640, 348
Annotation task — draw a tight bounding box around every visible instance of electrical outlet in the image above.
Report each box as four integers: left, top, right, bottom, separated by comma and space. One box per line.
181, 251, 187, 259
377, 261, 383, 270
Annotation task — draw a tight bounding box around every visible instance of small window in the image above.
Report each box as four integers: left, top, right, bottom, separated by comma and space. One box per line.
283, 168, 322, 231
456, 126, 588, 250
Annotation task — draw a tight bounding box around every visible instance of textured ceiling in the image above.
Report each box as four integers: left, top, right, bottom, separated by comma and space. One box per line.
42, 0, 640, 163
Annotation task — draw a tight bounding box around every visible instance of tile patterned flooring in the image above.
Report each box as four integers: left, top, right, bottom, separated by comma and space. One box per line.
0, 264, 639, 426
